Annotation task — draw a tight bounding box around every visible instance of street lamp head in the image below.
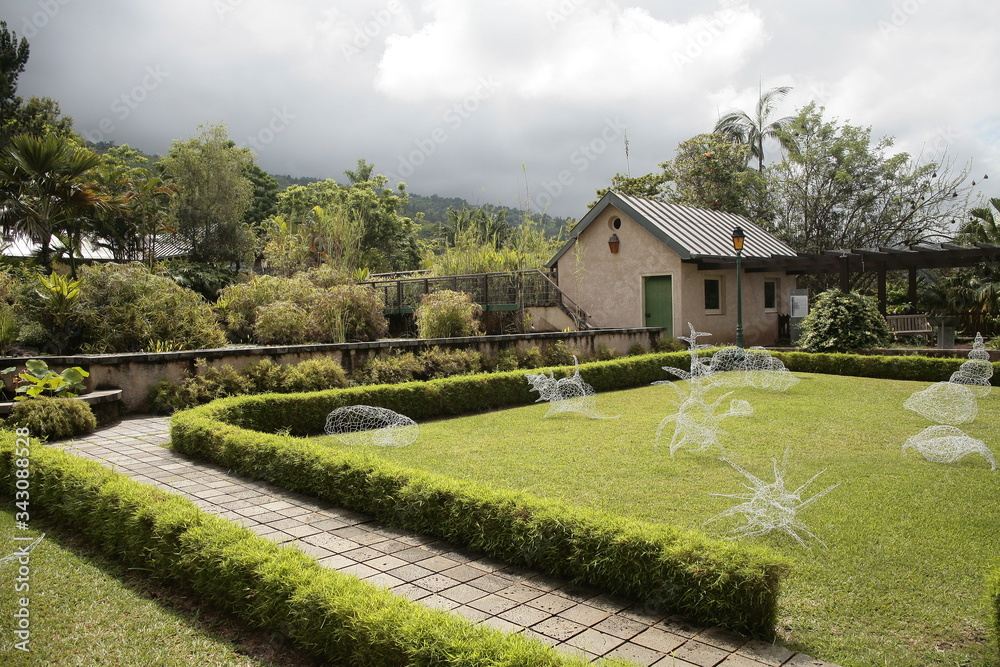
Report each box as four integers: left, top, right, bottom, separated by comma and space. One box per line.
731, 227, 745, 253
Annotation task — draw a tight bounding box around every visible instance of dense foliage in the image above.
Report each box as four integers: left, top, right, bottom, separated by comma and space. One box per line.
6, 396, 96, 439
796, 289, 893, 352
414, 289, 483, 339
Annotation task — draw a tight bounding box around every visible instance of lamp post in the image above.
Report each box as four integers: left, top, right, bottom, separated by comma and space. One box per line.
732, 226, 745, 348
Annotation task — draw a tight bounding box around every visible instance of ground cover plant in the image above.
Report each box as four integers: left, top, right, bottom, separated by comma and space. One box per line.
0, 505, 316, 666
310, 373, 1000, 667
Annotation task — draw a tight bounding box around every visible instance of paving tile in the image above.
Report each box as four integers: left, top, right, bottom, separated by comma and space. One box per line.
369, 539, 412, 556
780, 655, 837, 667
717, 653, 769, 666
389, 582, 432, 601
421, 594, 461, 611
495, 582, 546, 604
530, 616, 587, 642
366, 554, 410, 572
660, 615, 703, 638
453, 604, 491, 622
437, 583, 487, 605
697, 627, 748, 652
441, 563, 489, 583
317, 553, 355, 570
413, 573, 462, 593
362, 572, 405, 589
340, 562, 379, 579
386, 563, 435, 582
563, 627, 625, 656
560, 603, 611, 627
735, 639, 794, 666
466, 594, 520, 616
282, 523, 324, 539
592, 614, 647, 640
341, 546, 384, 562
467, 573, 517, 593
672, 640, 731, 667
496, 603, 551, 628
525, 592, 577, 615
631, 626, 687, 654
604, 641, 670, 667
413, 554, 464, 571
586, 593, 633, 614
479, 615, 522, 634
520, 627, 560, 647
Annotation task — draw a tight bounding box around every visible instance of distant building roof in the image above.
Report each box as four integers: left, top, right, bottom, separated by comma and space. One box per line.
2, 233, 191, 262
546, 191, 798, 267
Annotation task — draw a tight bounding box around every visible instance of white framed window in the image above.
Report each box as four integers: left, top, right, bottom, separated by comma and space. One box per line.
764, 280, 778, 312
704, 277, 722, 314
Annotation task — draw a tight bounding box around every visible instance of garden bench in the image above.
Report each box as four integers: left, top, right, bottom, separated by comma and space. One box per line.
885, 313, 934, 343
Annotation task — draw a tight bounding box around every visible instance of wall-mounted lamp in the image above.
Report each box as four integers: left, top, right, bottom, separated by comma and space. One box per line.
608, 233, 620, 253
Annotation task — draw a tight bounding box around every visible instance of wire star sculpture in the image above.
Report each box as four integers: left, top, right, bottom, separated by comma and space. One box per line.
655, 380, 753, 456
704, 451, 839, 548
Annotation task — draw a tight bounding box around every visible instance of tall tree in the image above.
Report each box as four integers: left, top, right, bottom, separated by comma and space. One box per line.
0, 134, 104, 270
714, 85, 796, 171
158, 124, 254, 267
0, 21, 29, 132
765, 103, 971, 255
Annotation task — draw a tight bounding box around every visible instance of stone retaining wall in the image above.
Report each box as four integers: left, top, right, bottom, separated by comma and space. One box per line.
2, 328, 664, 413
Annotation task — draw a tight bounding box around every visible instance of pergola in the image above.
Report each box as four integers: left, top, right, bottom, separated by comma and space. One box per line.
687, 242, 1000, 314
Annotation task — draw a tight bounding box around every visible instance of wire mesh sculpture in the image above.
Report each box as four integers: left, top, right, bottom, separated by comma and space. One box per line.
903, 381, 979, 425
525, 356, 618, 418
656, 380, 753, 456
704, 451, 840, 548
903, 425, 996, 470
324, 405, 419, 447
0, 533, 45, 566
659, 323, 716, 382
948, 335, 993, 397
709, 346, 800, 392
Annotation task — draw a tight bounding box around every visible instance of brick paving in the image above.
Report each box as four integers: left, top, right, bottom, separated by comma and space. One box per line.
53, 416, 841, 666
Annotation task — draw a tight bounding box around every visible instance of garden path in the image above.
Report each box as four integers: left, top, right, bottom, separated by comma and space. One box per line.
53, 416, 840, 667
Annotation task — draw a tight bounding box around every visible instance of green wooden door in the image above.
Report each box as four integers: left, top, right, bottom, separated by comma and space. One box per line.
644, 275, 672, 336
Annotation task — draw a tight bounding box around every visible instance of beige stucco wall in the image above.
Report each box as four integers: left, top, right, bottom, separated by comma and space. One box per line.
554, 205, 792, 346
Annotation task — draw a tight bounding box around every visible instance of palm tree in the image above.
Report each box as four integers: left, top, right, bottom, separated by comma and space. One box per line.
714, 85, 796, 171
0, 134, 105, 269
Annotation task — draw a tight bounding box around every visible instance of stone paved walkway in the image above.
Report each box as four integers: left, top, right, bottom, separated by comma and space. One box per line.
54, 416, 839, 667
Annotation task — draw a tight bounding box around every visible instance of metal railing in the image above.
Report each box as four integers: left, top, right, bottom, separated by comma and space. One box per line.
361, 269, 591, 329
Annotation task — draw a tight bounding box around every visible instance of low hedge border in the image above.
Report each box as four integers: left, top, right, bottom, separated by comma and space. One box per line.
171, 353, 789, 638
772, 351, 1000, 384
990, 568, 1000, 660
0, 431, 600, 666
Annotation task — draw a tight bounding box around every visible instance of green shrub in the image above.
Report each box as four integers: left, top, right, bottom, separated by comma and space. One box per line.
169, 367, 787, 637
515, 345, 544, 369
354, 351, 424, 385
149, 359, 253, 413
414, 290, 482, 339
543, 339, 577, 366
416, 346, 482, 380
772, 351, 997, 385
797, 289, 892, 353
72, 263, 227, 354
0, 303, 18, 355
16, 321, 49, 349
283, 357, 349, 393
216, 274, 317, 342
300, 264, 354, 289
6, 397, 96, 439
310, 283, 387, 343
0, 432, 589, 666
253, 301, 313, 345
243, 359, 291, 393
487, 348, 520, 372
159, 260, 238, 302
652, 336, 686, 352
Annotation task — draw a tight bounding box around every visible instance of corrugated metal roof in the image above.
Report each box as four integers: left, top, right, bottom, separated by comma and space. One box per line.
2, 233, 191, 261
546, 191, 799, 267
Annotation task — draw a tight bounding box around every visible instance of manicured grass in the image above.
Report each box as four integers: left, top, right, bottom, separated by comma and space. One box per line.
0, 505, 316, 666
314, 372, 1000, 667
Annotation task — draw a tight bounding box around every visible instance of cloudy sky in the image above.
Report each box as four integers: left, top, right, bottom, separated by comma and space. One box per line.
7, 0, 999, 218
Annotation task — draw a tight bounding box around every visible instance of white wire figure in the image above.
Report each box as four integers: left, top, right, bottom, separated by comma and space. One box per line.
903, 425, 996, 470
709, 346, 800, 392
659, 323, 716, 382
525, 355, 618, 418
903, 382, 979, 425
704, 451, 839, 548
948, 335, 993, 398
324, 405, 419, 447
655, 380, 753, 457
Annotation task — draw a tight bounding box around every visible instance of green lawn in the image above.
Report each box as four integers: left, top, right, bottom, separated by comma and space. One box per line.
0, 506, 316, 666
315, 373, 1000, 667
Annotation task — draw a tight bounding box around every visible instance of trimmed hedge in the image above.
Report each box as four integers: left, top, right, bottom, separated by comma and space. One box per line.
772, 351, 1000, 385
991, 568, 1000, 660
170, 354, 789, 638
0, 431, 594, 666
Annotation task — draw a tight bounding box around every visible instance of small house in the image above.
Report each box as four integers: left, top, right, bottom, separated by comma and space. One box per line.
545, 192, 799, 346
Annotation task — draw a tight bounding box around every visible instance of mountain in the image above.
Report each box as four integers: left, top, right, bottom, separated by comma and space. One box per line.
403, 193, 574, 240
